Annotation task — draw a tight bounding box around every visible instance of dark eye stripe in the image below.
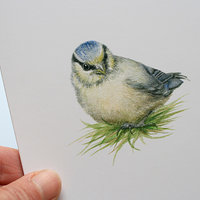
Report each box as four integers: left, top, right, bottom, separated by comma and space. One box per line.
72, 54, 96, 71
83, 63, 96, 71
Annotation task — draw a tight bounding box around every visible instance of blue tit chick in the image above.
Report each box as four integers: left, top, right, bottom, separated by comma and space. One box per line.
71, 41, 186, 128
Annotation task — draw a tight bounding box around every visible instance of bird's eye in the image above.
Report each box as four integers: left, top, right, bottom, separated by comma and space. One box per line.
82, 63, 96, 71
83, 64, 90, 71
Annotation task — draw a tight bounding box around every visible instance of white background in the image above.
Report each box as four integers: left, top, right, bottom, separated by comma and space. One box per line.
0, 0, 199, 199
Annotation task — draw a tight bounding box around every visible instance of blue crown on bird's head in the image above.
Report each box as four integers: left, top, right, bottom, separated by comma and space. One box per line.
74, 41, 103, 63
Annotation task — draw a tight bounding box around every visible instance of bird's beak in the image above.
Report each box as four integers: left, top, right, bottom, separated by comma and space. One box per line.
96, 64, 106, 75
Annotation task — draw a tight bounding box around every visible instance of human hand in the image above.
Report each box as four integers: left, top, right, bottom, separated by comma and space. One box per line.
0, 146, 61, 200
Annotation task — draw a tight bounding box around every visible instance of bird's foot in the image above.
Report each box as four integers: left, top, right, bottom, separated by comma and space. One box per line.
116, 122, 145, 136
120, 122, 146, 130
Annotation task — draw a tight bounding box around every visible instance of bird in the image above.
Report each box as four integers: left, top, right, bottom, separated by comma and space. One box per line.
71, 40, 186, 129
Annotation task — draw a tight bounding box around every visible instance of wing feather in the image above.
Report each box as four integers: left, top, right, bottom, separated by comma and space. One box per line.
125, 63, 186, 97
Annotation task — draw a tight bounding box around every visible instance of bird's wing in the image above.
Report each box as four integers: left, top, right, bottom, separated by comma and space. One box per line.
125, 63, 187, 97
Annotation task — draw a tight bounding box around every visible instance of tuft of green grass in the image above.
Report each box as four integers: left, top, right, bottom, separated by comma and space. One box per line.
75, 97, 185, 164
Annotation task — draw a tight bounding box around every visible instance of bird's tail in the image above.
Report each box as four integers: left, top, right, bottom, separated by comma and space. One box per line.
174, 72, 188, 80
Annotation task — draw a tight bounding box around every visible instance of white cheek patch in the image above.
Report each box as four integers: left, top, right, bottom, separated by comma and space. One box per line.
74, 63, 91, 74
74, 62, 97, 84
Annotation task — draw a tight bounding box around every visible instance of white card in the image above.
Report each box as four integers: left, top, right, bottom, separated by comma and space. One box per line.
0, 0, 199, 199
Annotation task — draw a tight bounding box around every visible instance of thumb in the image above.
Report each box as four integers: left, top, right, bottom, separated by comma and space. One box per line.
0, 169, 61, 200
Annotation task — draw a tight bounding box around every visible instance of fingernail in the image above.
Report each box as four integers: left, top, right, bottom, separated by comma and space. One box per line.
32, 170, 61, 199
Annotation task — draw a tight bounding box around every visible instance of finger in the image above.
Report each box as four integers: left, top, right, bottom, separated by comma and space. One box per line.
0, 146, 24, 185
0, 169, 62, 200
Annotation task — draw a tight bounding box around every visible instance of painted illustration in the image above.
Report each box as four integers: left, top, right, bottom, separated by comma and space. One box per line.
71, 40, 187, 162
